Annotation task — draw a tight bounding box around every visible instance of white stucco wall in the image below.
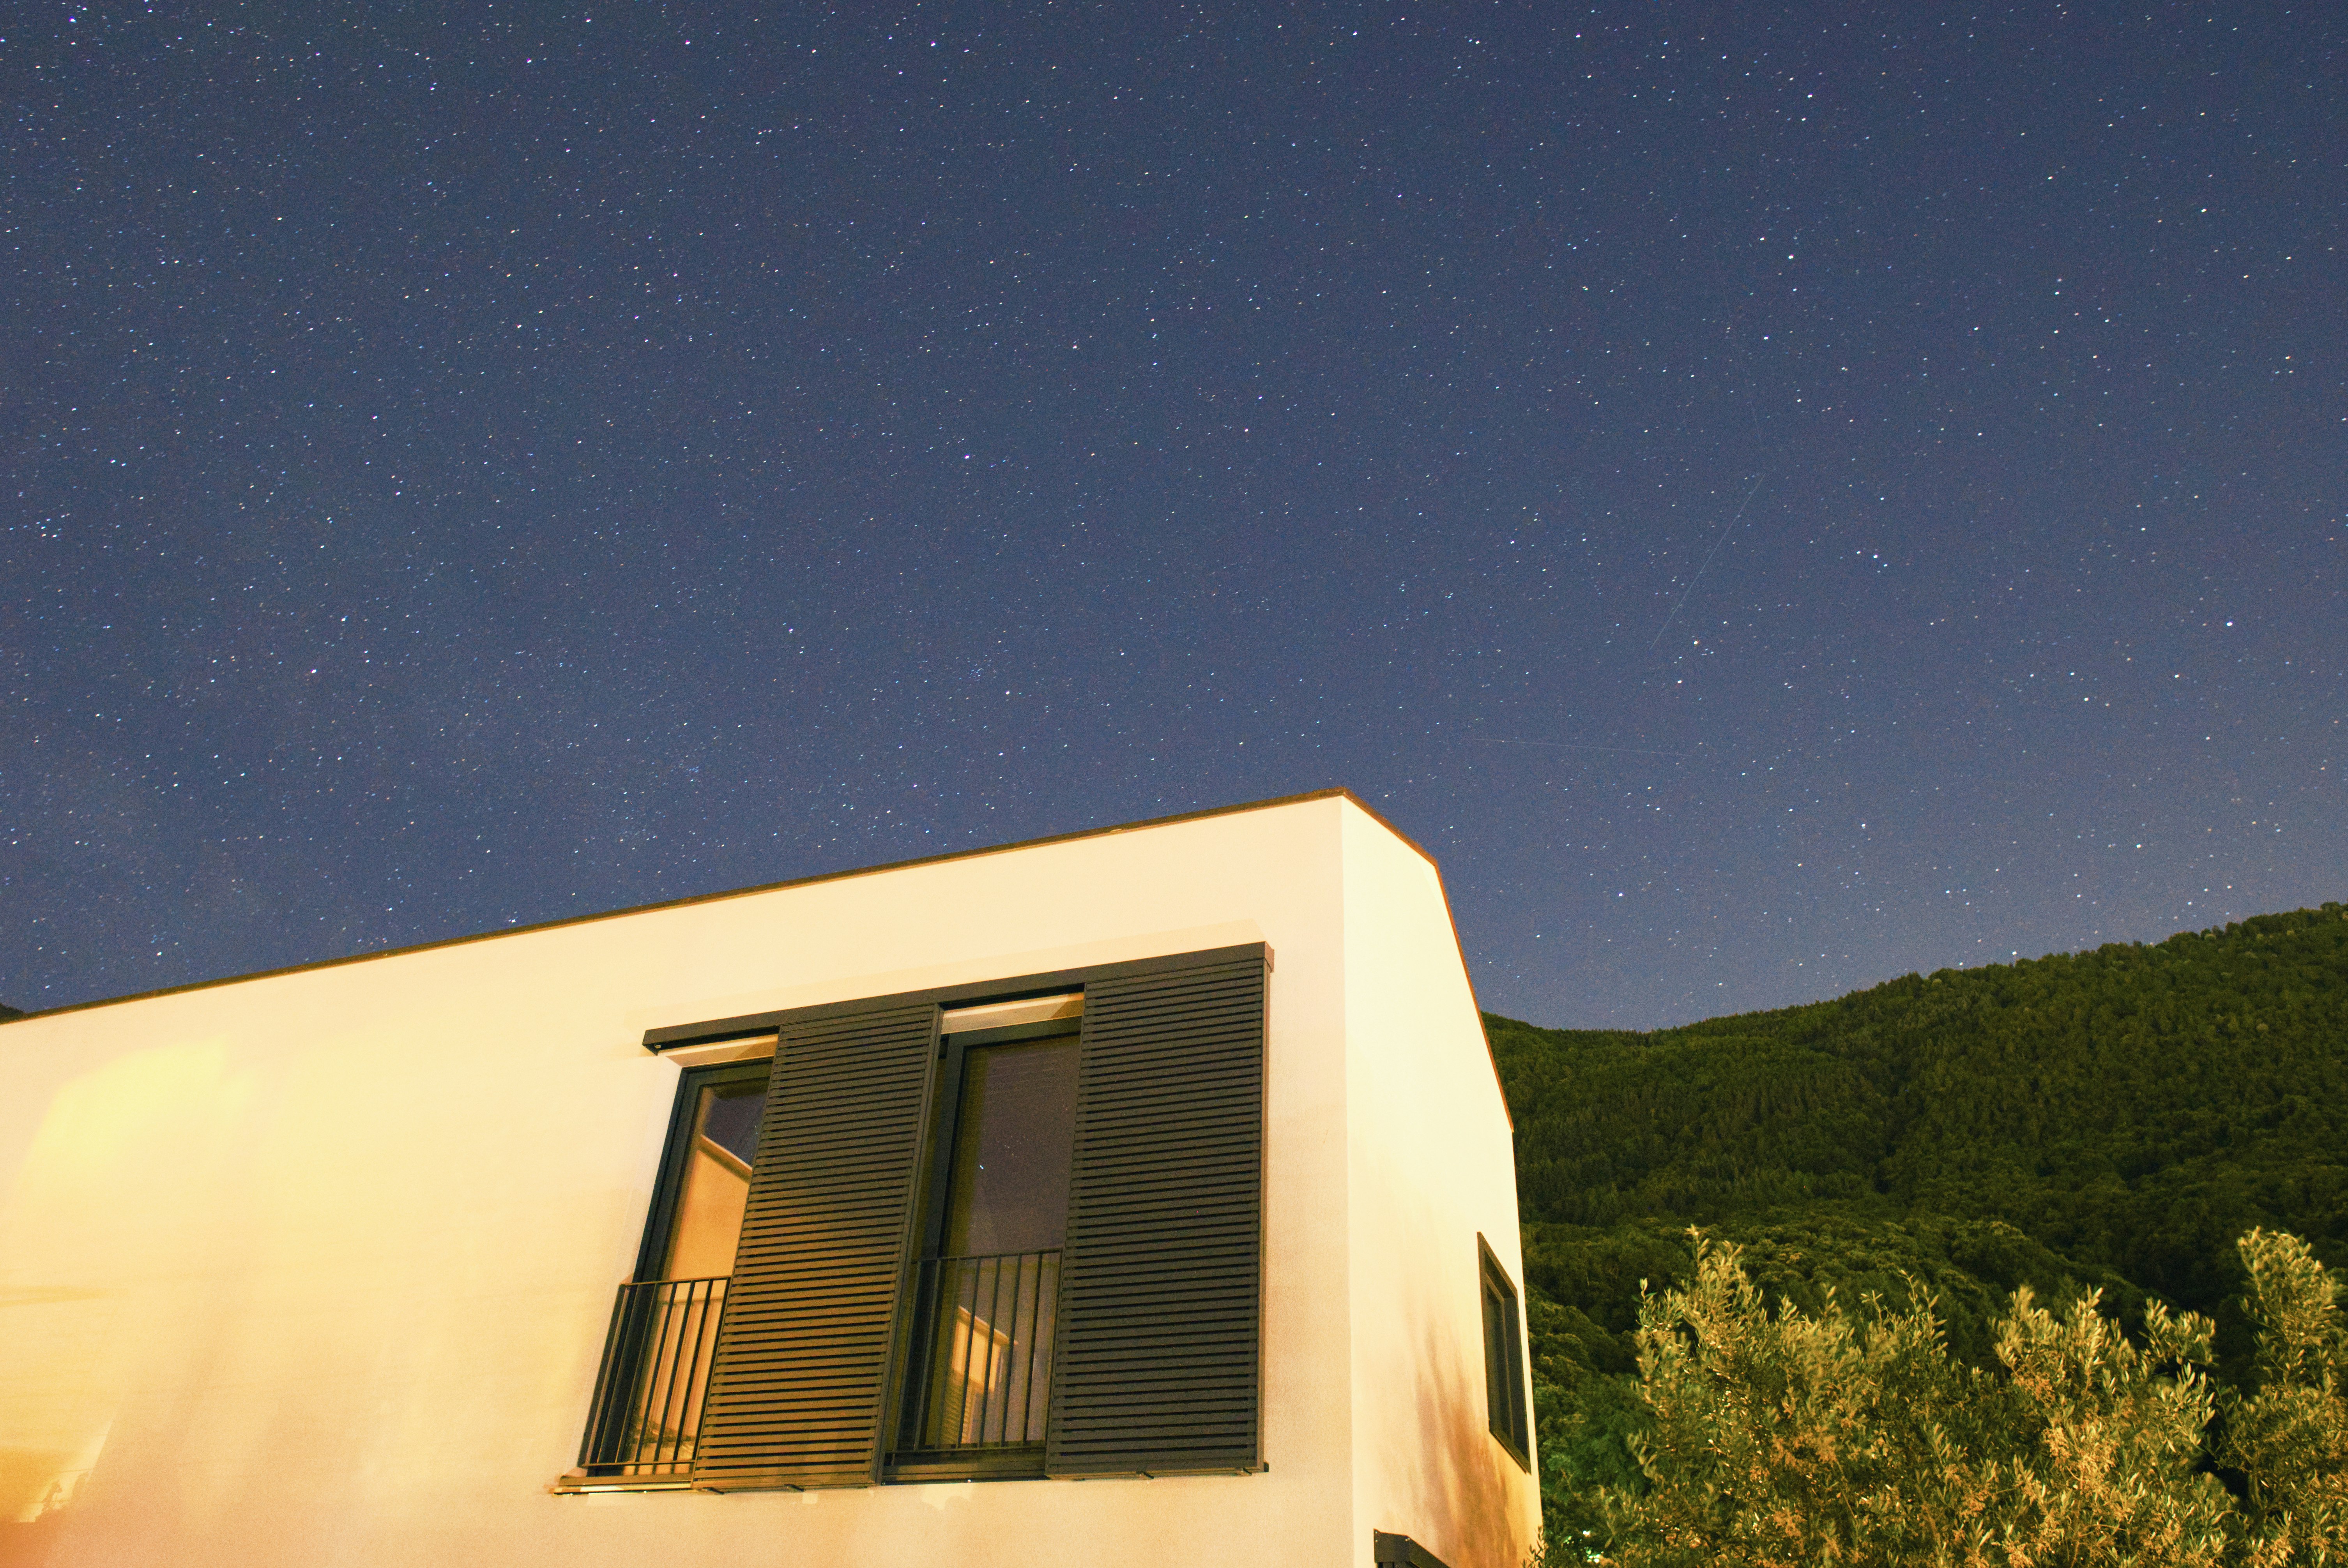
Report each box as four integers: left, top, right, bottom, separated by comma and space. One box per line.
0, 792, 1529, 1568
1340, 809, 1542, 1568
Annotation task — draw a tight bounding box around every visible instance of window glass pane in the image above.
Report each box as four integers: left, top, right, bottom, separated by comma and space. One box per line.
698, 1081, 764, 1165
943, 1038, 1079, 1258
1483, 1280, 1508, 1430
1480, 1255, 1530, 1460
661, 1078, 765, 1280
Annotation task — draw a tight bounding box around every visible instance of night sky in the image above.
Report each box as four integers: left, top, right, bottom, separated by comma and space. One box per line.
7, 3, 2343, 1027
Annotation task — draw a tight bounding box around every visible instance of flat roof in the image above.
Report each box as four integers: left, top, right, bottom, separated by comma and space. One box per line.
6, 787, 1441, 1023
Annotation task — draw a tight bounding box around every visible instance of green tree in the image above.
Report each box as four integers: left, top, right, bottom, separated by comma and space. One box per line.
1490, 903, 2348, 1552
2221, 1229, 2348, 1564
1586, 1235, 2238, 1566
1984, 1287, 2230, 1565
1600, 1236, 2009, 1566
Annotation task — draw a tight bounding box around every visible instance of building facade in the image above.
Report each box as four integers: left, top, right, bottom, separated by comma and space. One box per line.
0, 791, 1538, 1568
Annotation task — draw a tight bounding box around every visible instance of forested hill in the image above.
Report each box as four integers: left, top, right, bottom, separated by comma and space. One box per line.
1485, 904, 2348, 1501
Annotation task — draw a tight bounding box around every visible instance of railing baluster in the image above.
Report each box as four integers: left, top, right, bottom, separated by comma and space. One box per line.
649, 1288, 680, 1468
902, 1248, 1059, 1454
657, 1284, 692, 1469
682, 1281, 716, 1462
1038, 1253, 1056, 1441
586, 1252, 1057, 1480
981, 1255, 1006, 1443
578, 1276, 729, 1480
1010, 1253, 1036, 1441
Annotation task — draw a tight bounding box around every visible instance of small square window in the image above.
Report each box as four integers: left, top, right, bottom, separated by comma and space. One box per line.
1478, 1238, 1530, 1469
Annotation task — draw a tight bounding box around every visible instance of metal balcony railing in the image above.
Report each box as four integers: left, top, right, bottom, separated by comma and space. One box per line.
904, 1250, 1061, 1450
578, 1277, 728, 1480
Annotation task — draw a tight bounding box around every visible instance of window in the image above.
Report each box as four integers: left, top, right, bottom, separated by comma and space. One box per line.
645, 1062, 767, 1282
893, 1000, 1081, 1478
575, 1060, 769, 1485
571, 944, 1268, 1492
1478, 1237, 1531, 1469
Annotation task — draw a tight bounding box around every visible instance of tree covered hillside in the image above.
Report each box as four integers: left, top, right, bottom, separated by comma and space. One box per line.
1485, 904, 2348, 1517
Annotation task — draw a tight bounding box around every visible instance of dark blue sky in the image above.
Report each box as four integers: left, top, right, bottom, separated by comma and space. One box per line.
7, 2, 2342, 1026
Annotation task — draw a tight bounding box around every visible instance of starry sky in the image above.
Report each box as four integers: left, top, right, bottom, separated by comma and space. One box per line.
6, 2, 2343, 1028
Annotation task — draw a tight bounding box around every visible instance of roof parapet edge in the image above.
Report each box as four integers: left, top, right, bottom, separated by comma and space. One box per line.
11, 787, 1432, 1022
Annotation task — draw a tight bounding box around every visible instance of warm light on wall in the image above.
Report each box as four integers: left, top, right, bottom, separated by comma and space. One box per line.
0, 1039, 248, 1525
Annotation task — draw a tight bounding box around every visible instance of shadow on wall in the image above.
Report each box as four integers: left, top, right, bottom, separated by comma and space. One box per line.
1385, 1312, 1525, 1568
0, 1426, 92, 1568
0, 1510, 67, 1568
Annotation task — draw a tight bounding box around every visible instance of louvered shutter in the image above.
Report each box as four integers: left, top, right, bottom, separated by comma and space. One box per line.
690, 1002, 935, 1490
1047, 947, 1266, 1476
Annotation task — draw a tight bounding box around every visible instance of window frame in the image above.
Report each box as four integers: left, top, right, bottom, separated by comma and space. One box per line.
622, 941, 1270, 1491
908, 1012, 1084, 1269
885, 1010, 1083, 1482
1478, 1235, 1532, 1471
569, 1057, 773, 1488
632, 1057, 772, 1284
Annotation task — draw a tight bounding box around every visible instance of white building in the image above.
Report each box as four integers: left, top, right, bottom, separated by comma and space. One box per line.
0, 790, 1538, 1568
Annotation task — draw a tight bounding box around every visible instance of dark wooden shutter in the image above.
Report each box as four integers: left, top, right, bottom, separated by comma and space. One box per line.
1047, 947, 1266, 1476
690, 1002, 935, 1490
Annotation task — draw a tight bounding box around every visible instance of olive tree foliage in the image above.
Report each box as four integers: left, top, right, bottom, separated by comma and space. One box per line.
1545, 1228, 2348, 1566
1581, 1236, 2230, 1566
2223, 1229, 2348, 1565
1984, 1288, 2230, 1566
